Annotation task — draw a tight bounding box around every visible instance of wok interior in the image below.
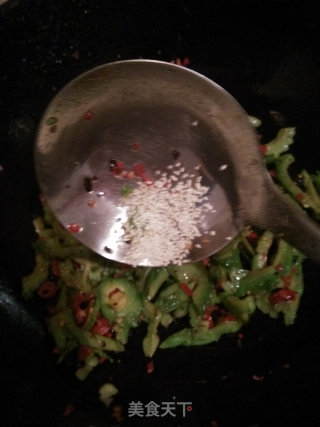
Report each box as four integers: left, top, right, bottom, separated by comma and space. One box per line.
35, 61, 258, 264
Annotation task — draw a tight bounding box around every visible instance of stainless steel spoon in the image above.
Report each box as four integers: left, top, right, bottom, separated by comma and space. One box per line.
34, 59, 320, 266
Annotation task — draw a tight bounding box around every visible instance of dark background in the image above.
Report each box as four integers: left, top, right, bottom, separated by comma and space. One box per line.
1, 1, 320, 426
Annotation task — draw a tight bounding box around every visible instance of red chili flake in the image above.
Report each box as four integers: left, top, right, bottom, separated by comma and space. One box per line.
182, 57, 191, 66
269, 169, 277, 178
275, 264, 283, 272
146, 360, 154, 374
259, 144, 268, 155
72, 292, 95, 326
248, 231, 259, 242
215, 279, 224, 289
252, 374, 264, 382
132, 141, 141, 150
78, 345, 93, 360
295, 193, 304, 200
91, 316, 112, 337
180, 282, 193, 296
63, 403, 75, 417
133, 162, 148, 181
38, 281, 57, 299
87, 199, 96, 207
51, 259, 60, 276
291, 265, 297, 273
221, 313, 237, 323
84, 111, 93, 120
113, 272, 123, 278
47, 305, 58, 315
269, 288, 297, 305
281, 274, 292, 287
202, 257, 210, 267
108, 288, 121, 299
203, 305, 217, 320
110, 159, 124, 175
171, 57, 191, 67
67, 223, 83, 233
98, 357, 106, 364
237, 333, 244, 339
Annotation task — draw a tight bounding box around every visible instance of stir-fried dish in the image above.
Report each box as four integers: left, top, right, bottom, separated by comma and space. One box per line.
22, 118, 320, 382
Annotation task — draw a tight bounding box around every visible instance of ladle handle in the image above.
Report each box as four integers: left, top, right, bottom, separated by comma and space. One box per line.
254, 182, 320, 265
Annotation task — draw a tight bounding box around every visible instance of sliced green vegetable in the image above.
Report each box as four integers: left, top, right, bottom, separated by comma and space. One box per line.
99, 278, 143, 326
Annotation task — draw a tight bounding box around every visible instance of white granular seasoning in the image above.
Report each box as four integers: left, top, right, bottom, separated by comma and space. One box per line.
121, 163, 215, 266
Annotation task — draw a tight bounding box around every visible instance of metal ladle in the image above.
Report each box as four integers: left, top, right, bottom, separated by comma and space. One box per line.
35, 60, 320, 266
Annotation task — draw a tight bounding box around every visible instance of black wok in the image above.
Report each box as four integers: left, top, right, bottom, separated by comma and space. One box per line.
1, 1, 320, 426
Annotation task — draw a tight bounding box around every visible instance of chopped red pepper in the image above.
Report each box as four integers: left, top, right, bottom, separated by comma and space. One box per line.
110, 160, 124, 175
146, 360, 154, 374
91, 316, 112, 337
269, 288, 297, 305
202, 257, 210, 267
281, 274, 292, 287
51, 259, 60, 276
259, 144, 268, 155
72, 292, 95, 326
84, 111, 93, 120
108, 287, 121, 299
295, 193, 304, 200
180, 282, 193, 296
63, 403, 75, 417
133, 162, 149, 182
67, 223, 83, 233
132, 141, 141, 150
248, 231, 259, 242
52, 346, 61, 354
203, 305, 217, 319
221, 313, 238, 323
38, 281, 57, 299
269, 169, 277, 178
78, 345, 93, 360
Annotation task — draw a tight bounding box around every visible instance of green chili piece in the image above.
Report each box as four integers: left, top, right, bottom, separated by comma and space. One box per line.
251, 231, 274, 270
271, 239, 294, 275
235, 266, 281, 297
145, 267, 169, 301
22, 254, 50, 298
46, 116, 58, 125
160, 320, 241, 348
169, 262, 207, 283
143, 314, 161, 358
262, 127, 295, 163
192, 277, 214, 315
64, 320, 124, 352
155, 282, 189, 313
99, 278, 143, 326
223, 295, 256, 316
276, 154, 320, 215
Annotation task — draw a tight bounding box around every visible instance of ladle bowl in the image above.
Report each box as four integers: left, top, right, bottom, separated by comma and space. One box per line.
35, 60, 320, 266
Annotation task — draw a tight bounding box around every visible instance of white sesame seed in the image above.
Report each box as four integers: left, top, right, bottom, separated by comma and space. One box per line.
120, 164, 214, 266
219, 164, 228, 171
